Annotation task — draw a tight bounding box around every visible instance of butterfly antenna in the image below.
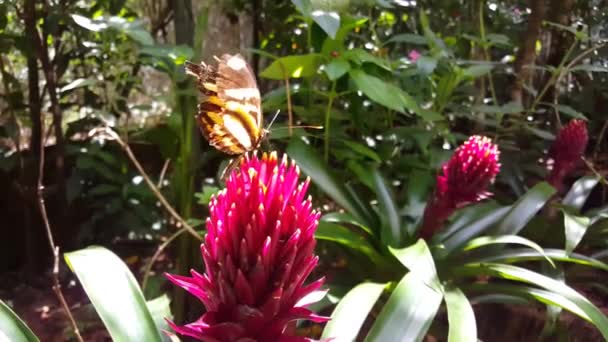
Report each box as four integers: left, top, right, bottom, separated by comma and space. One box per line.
265, 109, 281, 132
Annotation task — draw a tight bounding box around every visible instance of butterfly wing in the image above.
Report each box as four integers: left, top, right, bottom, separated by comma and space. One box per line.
186, 54, 263, 155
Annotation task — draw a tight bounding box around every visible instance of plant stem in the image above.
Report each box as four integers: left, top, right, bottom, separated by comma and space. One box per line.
529, 40, 577, 113
142, 227, 188, 291
324, 81, 337, 162
479, 1, 498, 107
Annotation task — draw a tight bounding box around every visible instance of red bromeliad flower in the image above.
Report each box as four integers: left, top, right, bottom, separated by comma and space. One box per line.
546, 119, 588, 191
419, 135, 501, 240
165, 152, 328, 341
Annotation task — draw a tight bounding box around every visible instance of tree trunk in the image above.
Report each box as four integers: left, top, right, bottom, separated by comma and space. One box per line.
24, 0, 44, 272
511, 0, 547, 106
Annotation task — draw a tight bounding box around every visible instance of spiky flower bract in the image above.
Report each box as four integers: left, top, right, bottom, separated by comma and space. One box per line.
419, 136, 501, 240
166, 152, 328, 341
547, 119, 588, 191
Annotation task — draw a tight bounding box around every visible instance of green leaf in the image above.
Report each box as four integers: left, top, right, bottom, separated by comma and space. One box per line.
287, 139, 374, 227
456, 263, 608, 339
65, 247, 163, 342
260, 54, 323, 80
469, 283, 589, 323
60, 78, 97, 93
390, 239, 439, 290
562, 210, 591, 255
322, 212, 374, 235
472, 101, 523, 114
140, 45, 194, 63
324, 58, 350, 80
0, 300, 39, 342
462, 248, 608, 272
371, 168, 403, 246
291, 0, 312, 16
462, 64, 494, 78
146, 295, 172, 342
437, 203, 510, 255
458, 235, 555, 267
493, 182, 556, 235
365, 272, 443, 342
311, 10, 340, 39
316, 222, 386, 265
444, 287, 476, 342
342, 140, 381, 162
415, 56, 438, 74
548, 103, 588, 120
72, 14, 107, 31
344, 49, 391, 70
349, 70, 404, 112
562, 176, 600, 212
385, 33, 428, 45
570, 64, 608, 73
321, 282, 386, 340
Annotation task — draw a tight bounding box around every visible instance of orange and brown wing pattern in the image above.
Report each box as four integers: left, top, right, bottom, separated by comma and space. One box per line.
185, 54, 263, 155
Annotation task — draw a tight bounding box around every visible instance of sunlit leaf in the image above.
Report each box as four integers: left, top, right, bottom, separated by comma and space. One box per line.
371, 168, 403, 246
287, 139, 375, 227
311, 10, 340, 39
365, 272, 443, 341
322, 282, 386, 340
316, 222, 386, 265
493, 182, 556, 235
324, 58, 350, 80
562, 176, 600, 212
390, 239, 439, 289
0, 300, 39, 342
349, 70, 404, 112
562, 210, 591, 255
260, 54, 323, 80
65, 247, 163, 342
444, 287, 476, 342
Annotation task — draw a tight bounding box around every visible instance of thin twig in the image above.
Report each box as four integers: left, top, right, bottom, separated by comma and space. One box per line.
278, 61, 293, 136
90, 126, 202, 241
37, 107, 84, 342
158, 159, 171, 188
552, 43, 607, 126
142, 227, 188, 291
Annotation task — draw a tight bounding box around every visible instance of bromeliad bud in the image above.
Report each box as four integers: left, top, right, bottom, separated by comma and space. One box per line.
419, 135, 501, 240
546, 119, 588, 191
166, 152, 328, 341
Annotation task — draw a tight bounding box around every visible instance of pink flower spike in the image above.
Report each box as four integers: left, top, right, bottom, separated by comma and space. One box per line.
546, 119, 588, 192
408, 49, 422, 63
166, 152, 328, 341
419, 135, 501, 240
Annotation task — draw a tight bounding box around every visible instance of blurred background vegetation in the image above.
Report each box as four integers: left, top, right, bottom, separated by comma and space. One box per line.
0, 0, 607, 340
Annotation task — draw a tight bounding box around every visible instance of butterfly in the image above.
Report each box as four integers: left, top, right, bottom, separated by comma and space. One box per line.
185, 54, 264, 155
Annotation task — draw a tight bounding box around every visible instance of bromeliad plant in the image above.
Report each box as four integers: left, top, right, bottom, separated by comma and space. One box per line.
287, 131, 608, 341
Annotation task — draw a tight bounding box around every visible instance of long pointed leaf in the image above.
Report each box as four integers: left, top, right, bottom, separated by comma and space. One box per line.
562, 176, 600, 211
287, 139, 375, 228
321, 282, 386, 340
457, 235, 554, 267
316, 222, 387, 266
455, 263, 608, 339
444, 287, 476, 342
438, 203, 510, 255
65, 246, 163, 342
365, 273, 443, 342
493, 182, 556, 235
390, 239, 440, 290
0, 300, 39, 342
371, 168, 403, 246
461, 248, 608, 271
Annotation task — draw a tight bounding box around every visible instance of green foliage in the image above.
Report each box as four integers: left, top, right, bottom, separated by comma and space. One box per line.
65, 247, 166, 342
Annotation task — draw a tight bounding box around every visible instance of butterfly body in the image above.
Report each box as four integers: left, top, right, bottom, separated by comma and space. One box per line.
186, 54, 264, 155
